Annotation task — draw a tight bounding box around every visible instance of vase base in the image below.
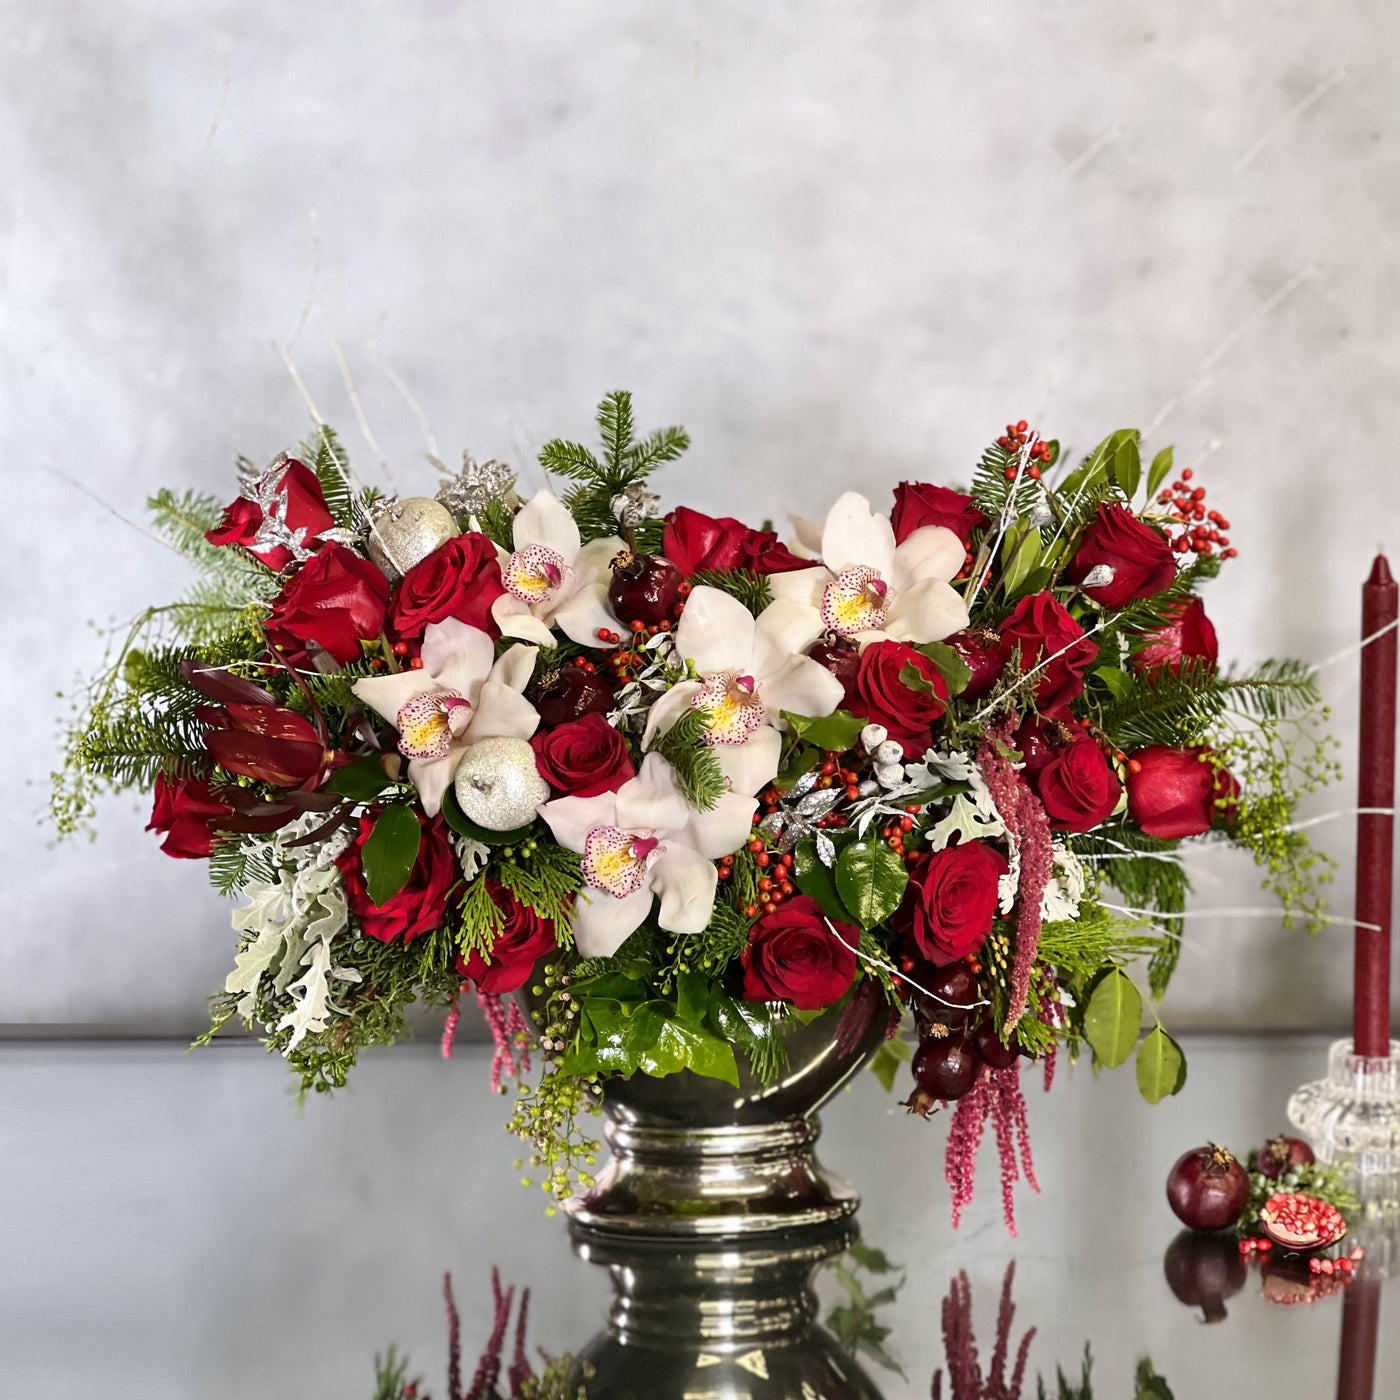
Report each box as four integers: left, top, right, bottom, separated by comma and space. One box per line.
565, 1113, 859, 1239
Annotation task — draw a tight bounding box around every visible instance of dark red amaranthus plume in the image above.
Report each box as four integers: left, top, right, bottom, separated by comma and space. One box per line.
444, 1273, 462, 1400
473, 991, 534, 1090
931, 1262, 1035, 1400
944, 1062, 1040, 1235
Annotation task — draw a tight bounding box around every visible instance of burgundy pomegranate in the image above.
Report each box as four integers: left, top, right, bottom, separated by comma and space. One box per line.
1257, 1134, 1315, 1181
535, 665, 614, 727
1163, 1229, 1247, 1323
944, 628, 1003, 700
607, 551, 684, 626
1258, 1192, 1347, 1252
972, 1021, 1020, 1070
808, 636, 860, 705
904, 1036, 982, 1116
912, 961, 979, 1034
1166, 1144, 1249, 1232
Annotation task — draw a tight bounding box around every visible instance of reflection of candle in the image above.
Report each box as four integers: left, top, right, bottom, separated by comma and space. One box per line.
1336, 1270, 1381, 1400
1354, 555, 1397, 1059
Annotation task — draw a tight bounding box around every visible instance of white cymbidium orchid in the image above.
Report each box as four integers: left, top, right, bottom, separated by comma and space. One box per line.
540, 753, 757, 958
771, 492, 970, 648
640, 586, 846, 798
351, 618, 539, 817
489, 489, 623, 648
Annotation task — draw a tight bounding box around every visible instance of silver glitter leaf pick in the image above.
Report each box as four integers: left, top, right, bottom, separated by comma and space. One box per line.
436, 452, 517, 520
241, 455, 313, 564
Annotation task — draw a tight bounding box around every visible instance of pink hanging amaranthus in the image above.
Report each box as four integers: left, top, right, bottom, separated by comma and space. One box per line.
440, 985, 533, 1092
976, 724, 1054, 1033
931, 1261, 1035, 1400
944, 1061, 1040, 1235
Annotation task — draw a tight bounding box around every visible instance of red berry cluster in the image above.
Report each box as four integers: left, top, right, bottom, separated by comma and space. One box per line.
1156, 467, 1236, 560
998, 420, 1052, 482
730, 835, 796, 917
596, 579, 692, 681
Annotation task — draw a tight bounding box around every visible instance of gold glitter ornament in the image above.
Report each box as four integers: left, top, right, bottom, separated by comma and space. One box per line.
365, 497, 460, 580
453, 736, 550, 830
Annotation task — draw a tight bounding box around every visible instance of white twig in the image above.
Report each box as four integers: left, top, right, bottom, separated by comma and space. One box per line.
821, 917, 987, 1014
1233, 67, 1350, 174
1316, 617, 1400, 671
969, 614, 1116, 724
372, 347, 441, 462
320, 306, 395, 490
1101, 901, 1382, 932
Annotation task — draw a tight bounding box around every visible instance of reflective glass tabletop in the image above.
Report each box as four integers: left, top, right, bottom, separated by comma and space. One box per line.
2, 1032, 1394, 1397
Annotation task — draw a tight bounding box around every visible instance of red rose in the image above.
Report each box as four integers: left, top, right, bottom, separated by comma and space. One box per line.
146, 773, 235, 858
1132, 598, 1219, 676
998, 592, 1098, 712
389, 533, 505, 639
1035, 733, 1123, 833
1068, 503, 1176, 609
662, 507, 810, 577
204, 460, 335, 572
530, 712, 636, 797
899, 841, 1008, 966
337, 811, 457, 943
264, 543, 390, 667
1126, 745, 1236, 839
455, 881, 559, 993
890, 482, 989, 546
741, 896, 859, 1010
851, 640, 948, 752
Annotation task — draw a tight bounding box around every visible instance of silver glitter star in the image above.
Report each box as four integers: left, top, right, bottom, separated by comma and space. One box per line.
435, 452, 517, 521
758, 770, 844, 861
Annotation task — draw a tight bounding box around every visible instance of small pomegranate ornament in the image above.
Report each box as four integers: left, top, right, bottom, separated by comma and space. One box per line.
1257, 1134, 1315, 1181
943, 628, 1003, 700
972, 1021, 1020, 1070
607, 550, 683, 626
535, 665, 614, 727
808, 635, 860, 703
904, 1036, 982, 1115
1258, 1192, 1347, 1253
1166, 1144, 1249, 1231
911, 961, 978, 1035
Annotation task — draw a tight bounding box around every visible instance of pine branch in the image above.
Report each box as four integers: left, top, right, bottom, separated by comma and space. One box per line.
689, 567, 773, 615
538, 439, 602, 481
1220, 657, 1321, 719
298, 424, 355, 528
626, 425, 690, 475
646, 706, 724, 811
146, 488, 229, 569
598, 389, 634, 472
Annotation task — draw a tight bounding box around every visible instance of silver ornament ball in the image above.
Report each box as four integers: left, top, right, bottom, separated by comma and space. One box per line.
366, 497, 460, 579
453, 736, 550, 831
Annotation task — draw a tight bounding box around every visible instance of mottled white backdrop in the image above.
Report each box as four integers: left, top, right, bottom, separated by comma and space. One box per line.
4, 1, 1397, 1031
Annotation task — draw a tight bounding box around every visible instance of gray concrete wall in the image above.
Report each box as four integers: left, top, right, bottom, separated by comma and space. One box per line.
4, 1, 1397, 1031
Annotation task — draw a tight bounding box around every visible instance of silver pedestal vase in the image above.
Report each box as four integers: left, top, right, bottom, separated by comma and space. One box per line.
520, 982, 891, 1238
569, 1220, 887, 1400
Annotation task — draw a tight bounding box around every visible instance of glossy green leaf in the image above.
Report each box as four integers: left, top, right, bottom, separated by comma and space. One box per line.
782, 708, 867, 754
898, 661, 943, 700
1111, 430, 1142, 498
440, 785, 535, 845
917, 640, 973, 697
361, 804, 422, 906
1000, 526, 1043, 599
1145, 446, 1174, 500
867, 1038, 912, 1092
793, 837, 858, 923
1084, 968, 1143, 1069
1093, 665, 1134, 701
1061, 427, 1139, 500
326, 753, 398, 803
676, 970, 710, 1027
834, 840, 908, 929
1136, 1025, 1187, 1104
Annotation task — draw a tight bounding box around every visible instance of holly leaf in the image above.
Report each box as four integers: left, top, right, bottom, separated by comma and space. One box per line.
793, 837, 858, 923
327, 753, 400, 803
361, 805, 422, 906
916, 640, 973, 698
1136, 1026, 1188, 1103
1145, 446, 1174, 501
834, 840, 908, 928
782, 708, 867, 754
440, 785, 535, 845
1083, 968, 1143, 1069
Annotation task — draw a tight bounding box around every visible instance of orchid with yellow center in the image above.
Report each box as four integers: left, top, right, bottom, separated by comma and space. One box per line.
350, 618, 539, 817
773, 491, 970, 648
640, 586, 846, 797
489, 488, 625, 648
540, 753, 757, 958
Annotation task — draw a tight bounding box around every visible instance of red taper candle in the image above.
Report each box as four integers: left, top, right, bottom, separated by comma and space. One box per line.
1354, 555, 1397, 1058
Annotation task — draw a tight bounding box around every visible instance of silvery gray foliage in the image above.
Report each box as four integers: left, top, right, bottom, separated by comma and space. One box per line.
434, 452, 517, 520
759, 769, 843, 863
240, 455, 315, 564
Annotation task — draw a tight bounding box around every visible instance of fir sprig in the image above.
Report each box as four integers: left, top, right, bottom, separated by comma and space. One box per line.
298, 425, 356, 528
690, 567, 773, 615
645, 705, 725, 811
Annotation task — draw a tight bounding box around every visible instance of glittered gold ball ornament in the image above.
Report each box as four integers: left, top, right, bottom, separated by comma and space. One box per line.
453, 736, 550, 831
366, 497, 459, 579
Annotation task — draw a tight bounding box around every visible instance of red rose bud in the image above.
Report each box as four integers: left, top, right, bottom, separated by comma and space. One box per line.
1132, 597, 1219, 676
662, 506, 811, 577
998, 592, 1098, 711
890, 482, 990, 546
204, 459, 335, 571
530, 712, 636, 798
900, 841, 1008, 966
808, 635, 861, 709
146, 773, 235, 858
336, 812, 457, 943
851, 640, 947, 753
389, 532, 505, 639
1035, 732, 1123, 833
1067, 503, 1176, 609
455, 881, 559, 993
264, 542, 390, 667
1127, 745, 1236, 839
944, 628, 1003, 700
741, 895, 859, 1010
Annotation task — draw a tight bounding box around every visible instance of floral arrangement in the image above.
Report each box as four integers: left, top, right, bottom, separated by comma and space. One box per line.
56, 392, 1335, 1229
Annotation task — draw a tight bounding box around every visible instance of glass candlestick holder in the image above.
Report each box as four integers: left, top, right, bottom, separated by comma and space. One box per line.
1288, 1039, 1400, 1181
